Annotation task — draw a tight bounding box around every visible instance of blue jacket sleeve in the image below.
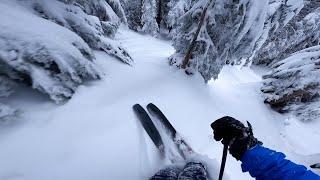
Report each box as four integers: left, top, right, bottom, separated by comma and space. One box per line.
241, 145, 320, 180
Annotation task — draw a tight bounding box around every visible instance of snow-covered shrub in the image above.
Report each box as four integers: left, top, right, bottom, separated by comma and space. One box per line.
253, 0, 319, 66
262, 46, 320, 121
0, 77, 17, 122
31, 0, 133, 65
0, 1, 101, 103
170, 0, 269, 82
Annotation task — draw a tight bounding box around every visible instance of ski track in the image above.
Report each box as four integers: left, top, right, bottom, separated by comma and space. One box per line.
1, 29, 319, 180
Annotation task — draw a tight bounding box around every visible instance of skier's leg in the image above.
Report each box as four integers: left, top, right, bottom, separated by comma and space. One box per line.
178, 162, 208, 180
150, 167, 182, 180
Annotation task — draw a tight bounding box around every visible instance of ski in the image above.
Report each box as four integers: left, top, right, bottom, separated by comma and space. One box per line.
146, 103, 193, 159
133, 104, 165, 157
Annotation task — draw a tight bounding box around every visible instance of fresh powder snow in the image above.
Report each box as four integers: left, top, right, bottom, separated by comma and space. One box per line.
1, 29, 319, 180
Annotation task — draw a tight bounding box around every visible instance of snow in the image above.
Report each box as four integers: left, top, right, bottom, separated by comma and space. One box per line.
0, 0, 101, 102
1, 29, 320, 180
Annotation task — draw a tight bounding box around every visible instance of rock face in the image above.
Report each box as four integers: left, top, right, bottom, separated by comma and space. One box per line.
262, 46, 320, 121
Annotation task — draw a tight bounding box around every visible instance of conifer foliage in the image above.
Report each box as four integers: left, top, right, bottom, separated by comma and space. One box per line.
141, 0, 159, 36
262, 46, 320, 121
0, 0, 131, 122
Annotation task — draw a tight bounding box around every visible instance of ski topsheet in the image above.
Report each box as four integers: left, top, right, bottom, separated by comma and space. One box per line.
133, 103, 194, 161
146, 103, 193, 159
133, 104, 165, 156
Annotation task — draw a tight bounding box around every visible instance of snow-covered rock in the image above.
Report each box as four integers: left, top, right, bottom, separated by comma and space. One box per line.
262, 46, 320, 122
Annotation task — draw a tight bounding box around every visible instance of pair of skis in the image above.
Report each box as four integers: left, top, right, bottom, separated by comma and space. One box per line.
134, 103, 230, 180
133, 103, 193, 161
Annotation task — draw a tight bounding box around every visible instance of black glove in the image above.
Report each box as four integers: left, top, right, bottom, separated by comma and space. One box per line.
211, 116, 262, 160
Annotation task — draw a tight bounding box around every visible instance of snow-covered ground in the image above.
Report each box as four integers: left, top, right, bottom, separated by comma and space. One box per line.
1, 29, 320, 180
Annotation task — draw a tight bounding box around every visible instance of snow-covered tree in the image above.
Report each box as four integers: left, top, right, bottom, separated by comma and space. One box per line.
105, 0, 128, 24
122, 0, 192, 37
0, 77, 17, 123
160, 0, 195, 38
121, 0, 143, 31
0, 1, 101, 102
262, 46, 320, 122
0, 0, 133, 104
32, 0, 133, 64
253, 0, 318, 66
170, 0, 269, 82
141, 0, 159, 36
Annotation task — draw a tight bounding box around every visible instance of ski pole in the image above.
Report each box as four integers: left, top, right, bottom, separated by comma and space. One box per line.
218, 144, 228, 180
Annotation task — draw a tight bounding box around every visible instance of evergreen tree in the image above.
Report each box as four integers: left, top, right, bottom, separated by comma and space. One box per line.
262, 46, 320, 122
166, 0, 194, 35
122, 0, 192, 37
253, 0, 320, 66
0, 0, 133, 105
122, 0, 143, 31
170, 0, 269, 82
141, 0, 159, 36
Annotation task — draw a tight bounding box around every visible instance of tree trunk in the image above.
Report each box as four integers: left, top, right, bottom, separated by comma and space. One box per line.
157, 0, 162, 26
181, 0, 214, 69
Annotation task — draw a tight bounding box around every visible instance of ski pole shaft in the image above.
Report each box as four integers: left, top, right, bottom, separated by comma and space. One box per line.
218, 144, 228, 180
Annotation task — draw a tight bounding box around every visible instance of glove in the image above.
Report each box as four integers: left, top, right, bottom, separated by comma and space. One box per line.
211, 116, 262, 160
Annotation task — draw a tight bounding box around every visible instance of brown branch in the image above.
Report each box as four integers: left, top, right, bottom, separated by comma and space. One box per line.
181, 0, 214, 69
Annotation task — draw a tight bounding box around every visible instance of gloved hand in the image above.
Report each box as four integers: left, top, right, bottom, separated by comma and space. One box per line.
211, 116, 262, 160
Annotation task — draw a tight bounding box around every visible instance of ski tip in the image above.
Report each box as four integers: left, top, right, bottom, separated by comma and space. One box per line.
147, 103, 158, 109
133, 104, 141, 108
133, 104, 143, 111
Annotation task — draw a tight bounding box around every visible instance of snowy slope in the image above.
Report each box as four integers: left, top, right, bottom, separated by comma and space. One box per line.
1, 29, 319, 180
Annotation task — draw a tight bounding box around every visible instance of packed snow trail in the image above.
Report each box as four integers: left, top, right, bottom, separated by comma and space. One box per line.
1, 29, 319, 180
